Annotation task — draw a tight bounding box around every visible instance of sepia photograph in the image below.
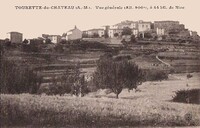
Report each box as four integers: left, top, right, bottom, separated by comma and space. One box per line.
0, 0, 200, 127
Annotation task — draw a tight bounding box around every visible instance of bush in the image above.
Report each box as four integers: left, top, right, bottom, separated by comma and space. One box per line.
172, 89, 200, 104
54, 43, 64, 53
143, 69, 168, 81
70, 40, 108, 51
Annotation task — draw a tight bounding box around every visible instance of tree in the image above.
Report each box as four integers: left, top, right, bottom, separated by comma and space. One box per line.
122, 27, 132, 36
29, 40, 42, 52
0, 43, 4, 60
114, 33, 119, 37
130, 35, 136, 43
1, 41, 42, 94
93, 55, 143, 98
92, 33, 99, 38
0, 59, 42, 94
104, 32, 109, 38
60, 39, 67, 44
22, 39, 28, 44
54, 43, 64, 53
45, 38, 51, 44
144, 32, 152, 39
82, 33, 88, 38
70, 63, 87, 97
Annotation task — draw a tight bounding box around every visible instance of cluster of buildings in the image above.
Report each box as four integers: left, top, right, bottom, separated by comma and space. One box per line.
1, 20, 199, 44
83, 20, 199, 40
1, 26, 83, 44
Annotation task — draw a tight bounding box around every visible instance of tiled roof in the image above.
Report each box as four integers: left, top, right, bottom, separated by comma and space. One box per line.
67, 29, 75, 32
87, 28, 104, 31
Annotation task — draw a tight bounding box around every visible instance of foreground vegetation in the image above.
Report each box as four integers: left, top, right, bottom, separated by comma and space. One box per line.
1, 94, 200, 127
173, 89, 200, 104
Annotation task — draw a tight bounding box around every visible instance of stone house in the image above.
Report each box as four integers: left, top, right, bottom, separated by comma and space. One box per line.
66, 26, 82, 40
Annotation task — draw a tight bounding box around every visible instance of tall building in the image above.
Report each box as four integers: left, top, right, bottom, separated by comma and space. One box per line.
154, 21, 182, 32
154, 21, 180, 31
8, 32, 23, 43
138, 20, 151, 32
154, 21, 187, 36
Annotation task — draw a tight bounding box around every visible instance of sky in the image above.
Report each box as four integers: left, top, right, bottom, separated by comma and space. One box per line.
0, 0, 200, 39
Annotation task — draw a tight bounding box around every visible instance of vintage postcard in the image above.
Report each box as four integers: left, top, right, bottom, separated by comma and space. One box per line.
0, 0, 200, 127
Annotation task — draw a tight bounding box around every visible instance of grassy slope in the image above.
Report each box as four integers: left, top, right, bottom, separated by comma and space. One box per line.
1, 73, 200, 127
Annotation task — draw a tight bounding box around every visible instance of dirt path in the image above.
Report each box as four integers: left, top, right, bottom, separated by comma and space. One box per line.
156, 55, 171, 67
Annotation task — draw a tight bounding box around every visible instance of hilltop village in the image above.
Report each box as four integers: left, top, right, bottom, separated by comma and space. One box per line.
1, 19, 200, 84
0, 20, 199, 45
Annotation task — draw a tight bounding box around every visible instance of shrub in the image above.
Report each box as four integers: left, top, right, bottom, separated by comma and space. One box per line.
172, 89, 200, 104
54, 43, 64, 53
187, 74, 193, 79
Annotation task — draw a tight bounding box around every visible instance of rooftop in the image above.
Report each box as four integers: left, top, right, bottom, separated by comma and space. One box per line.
7, 31, 22, 34
67, 25, 80, 32
114, 20, 138, 26
86, 28, 104, 31
154, 21, 179, 23
138, 20, 151, 24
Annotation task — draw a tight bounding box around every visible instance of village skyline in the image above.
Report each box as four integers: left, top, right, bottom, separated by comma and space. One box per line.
1, 0, 200, 39
0, 19, 199, 40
